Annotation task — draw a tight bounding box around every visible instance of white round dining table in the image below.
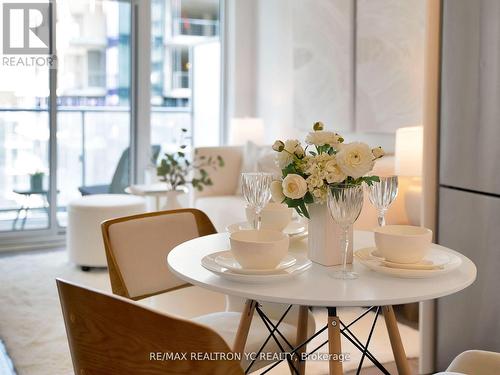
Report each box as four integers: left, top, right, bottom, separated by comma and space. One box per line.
167, 230, 476, 375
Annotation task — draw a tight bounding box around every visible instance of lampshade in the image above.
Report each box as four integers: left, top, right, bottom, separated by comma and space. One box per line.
228, 118, 264, 145
395, 126, 423, 177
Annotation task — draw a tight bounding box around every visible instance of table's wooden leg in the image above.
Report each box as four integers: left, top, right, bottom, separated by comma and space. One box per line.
382, 305, 411, 375
294, 306, 309, 374
327, 307, 343, 375
233, 299, 257, 355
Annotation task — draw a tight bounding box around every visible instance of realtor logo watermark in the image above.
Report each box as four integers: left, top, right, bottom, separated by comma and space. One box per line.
2, 2, 57, 67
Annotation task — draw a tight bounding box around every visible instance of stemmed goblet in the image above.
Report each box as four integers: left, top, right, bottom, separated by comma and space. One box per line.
241, 172, 273, 229
327, 185, 364, 280
367, 176, 399, 226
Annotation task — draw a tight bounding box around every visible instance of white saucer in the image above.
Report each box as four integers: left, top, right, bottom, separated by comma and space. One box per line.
201, 251, 312, 283
226, 221, 308, 240
214, 252, 297, 274
369, 248, 450, 267
355, 246, 462, 278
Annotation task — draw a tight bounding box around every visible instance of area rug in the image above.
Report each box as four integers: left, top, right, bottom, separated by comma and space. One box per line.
0, 250, 419, 374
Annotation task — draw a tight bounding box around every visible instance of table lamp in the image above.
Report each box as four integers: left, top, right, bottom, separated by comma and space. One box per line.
228, 118, 265, 145
395, 126, 423, 225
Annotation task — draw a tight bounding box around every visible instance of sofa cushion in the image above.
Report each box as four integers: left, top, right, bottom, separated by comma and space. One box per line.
195, 195, 247, 232
235, 141, 280, 195
194, 146, 243, 198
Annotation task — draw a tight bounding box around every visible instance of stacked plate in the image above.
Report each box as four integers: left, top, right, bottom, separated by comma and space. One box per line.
201, 250, 312, 283
225, 221, 308, 242
354, 246, 462, 278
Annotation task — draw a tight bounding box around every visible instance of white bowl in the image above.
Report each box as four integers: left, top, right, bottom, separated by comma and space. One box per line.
373, 225, 433, 264
245, 203, 293, 231
230, 229, 289, 269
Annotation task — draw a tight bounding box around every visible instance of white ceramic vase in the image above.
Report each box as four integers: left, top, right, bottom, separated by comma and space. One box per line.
307, 203, 353, 266
163, 190, 184, 210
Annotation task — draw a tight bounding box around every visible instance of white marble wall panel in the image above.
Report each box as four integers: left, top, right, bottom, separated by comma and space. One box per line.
292, 0, 353, 133
356, 0, 425, 133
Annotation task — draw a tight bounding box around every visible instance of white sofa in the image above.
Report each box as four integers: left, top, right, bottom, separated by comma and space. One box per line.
194, 145, 410, 232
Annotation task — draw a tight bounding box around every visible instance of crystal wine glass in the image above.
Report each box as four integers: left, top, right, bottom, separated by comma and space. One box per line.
327, 185, 364, 280
241, 172, 273, 229
367, 176, 399, 226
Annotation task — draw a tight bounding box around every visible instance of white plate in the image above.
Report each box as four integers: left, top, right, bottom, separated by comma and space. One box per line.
214, 251, 297, 274
202, 251, 312, 283
355, 247, 462, 278
226, 221, 308, 239
368, 248, 449, 267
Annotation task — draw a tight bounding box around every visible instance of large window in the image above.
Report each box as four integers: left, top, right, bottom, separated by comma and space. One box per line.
0, 0, 223, 243
150, 0, 222, 155
0, 67, 50, 231
0, 0, 132, 235
56, 0, 132, 227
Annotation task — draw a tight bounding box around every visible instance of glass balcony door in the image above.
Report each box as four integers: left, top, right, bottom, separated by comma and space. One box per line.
0, 10, 52, 234
0, 0, 132, 241
56, 0, 132, 227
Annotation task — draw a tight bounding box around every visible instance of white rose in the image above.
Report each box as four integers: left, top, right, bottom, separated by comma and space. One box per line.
270, 180, 285, 202
306, 174, 324, 190
324, 159, 338, 173
372, 146, 385, 159
312, 187, 327, 203
326, 165, 346, 184
282, 174, 308, 199
305, 131, 341, 147
336, 142, 375, 178
272, 140, 284, 152
313, 121, 324, 131
294, 145, 305, 157
276, 139, 302, 169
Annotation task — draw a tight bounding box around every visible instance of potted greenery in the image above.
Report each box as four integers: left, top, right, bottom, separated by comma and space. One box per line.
156, 130, 224, 209
30, 171, 45, 192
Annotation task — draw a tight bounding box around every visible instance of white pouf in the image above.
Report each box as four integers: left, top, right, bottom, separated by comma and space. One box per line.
67, 194, 146, 269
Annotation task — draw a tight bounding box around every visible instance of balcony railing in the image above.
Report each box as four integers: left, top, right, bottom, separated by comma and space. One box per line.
0, 106, 191, 229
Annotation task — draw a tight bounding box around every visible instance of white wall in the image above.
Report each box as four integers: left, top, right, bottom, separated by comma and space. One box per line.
256, 0, 295, 143
356, 0, 425, 133
223, 0, 425, 152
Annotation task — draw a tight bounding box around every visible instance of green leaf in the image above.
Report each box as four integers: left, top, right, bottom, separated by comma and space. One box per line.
299, 201, 310, 219
303, 191, 314, 204
285, 198, 302, 208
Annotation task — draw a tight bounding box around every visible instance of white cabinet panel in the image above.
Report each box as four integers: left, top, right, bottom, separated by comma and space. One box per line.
437, 187, 500, 369
440, 0, 500, 194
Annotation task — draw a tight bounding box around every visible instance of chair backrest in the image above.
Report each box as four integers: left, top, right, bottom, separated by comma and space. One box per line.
101, 208, 217, 300
56, 279, 243, 375
109, 145, 161, 194
446, 350, 500, 375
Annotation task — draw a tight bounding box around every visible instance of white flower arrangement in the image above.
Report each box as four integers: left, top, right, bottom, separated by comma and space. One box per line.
271, 122, 384, 218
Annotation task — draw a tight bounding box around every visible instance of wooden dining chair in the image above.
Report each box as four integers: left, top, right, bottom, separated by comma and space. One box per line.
101, 208, 316, 373
56, 279, 243, 375
101, 208, 216, 300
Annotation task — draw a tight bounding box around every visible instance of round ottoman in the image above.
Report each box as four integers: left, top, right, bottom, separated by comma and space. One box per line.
67, 194, 146, 270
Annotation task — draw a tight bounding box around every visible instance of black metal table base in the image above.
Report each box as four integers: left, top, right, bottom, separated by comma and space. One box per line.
245, 304, 391, 375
